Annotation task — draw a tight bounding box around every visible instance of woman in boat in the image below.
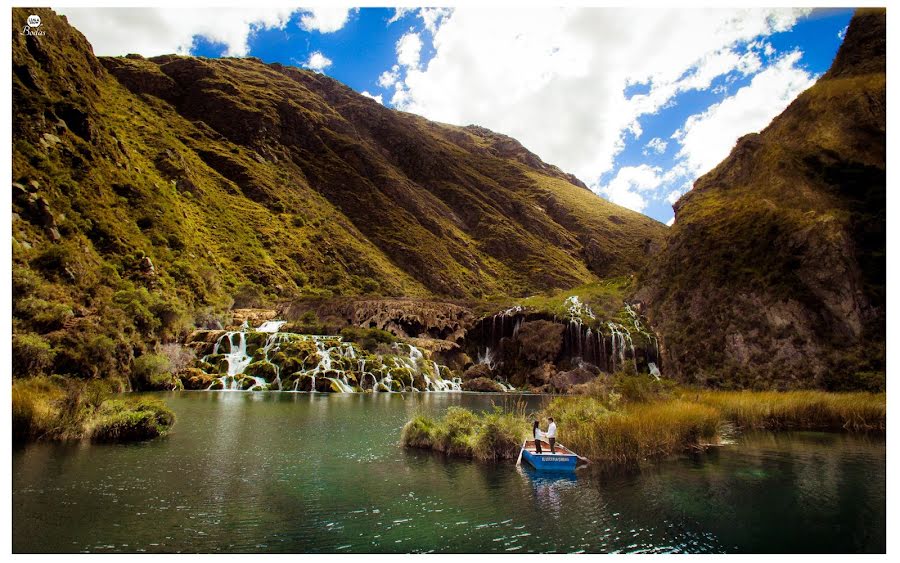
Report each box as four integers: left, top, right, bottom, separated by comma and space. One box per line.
532, 419, 543, 454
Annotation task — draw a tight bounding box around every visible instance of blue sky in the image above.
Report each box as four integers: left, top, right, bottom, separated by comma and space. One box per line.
62, 7, 854, 225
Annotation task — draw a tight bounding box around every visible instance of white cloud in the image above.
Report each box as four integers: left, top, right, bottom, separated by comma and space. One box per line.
378, 65, 401, 88
666, 217, 675, 227
396, 32, 423, 68
59, 7, 297, 57
672, 50, 816, 176
419, 8, 452, 34
837, 25, 848, 40
298, 7, 353, 33
361, 91, 384, 104
303, 51, 333, 73
388, 8, 413, 25
644, 137, 668, 155
388, 7, 810, 186
596, 164, 664, 212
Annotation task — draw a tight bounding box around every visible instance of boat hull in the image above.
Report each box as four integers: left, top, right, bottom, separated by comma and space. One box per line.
521, 447, 578, 472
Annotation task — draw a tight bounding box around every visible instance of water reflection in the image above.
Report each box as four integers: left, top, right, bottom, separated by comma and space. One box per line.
12, 393, 885, 554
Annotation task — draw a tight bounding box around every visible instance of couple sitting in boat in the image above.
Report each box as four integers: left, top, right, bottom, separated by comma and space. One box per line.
531, 417, 557, 454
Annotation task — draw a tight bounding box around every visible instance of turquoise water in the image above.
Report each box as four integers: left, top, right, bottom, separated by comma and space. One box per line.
12, 392, 885, 553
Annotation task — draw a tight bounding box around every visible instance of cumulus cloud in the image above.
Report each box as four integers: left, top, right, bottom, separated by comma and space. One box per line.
672, 50, 816, 176
644, 137, 668, 155
396, 32, 423, 68
378, 65, 401, 88
361, 91, 384, 104
298, 7, 353, 33
303, 51, 333, 73
597, 164, 664, 212
59, 7, 297, 57
383, 7, 810, 187
419, 8, 452, 34
388, 8, 413, 25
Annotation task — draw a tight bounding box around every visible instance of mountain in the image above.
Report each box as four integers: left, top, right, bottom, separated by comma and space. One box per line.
12, 8, 664, 381
639, 9, 885, 390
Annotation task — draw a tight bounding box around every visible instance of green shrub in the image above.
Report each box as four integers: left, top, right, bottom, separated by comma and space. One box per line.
88, 398, 176, 442
232, 282, 265, 309
339, 327, 396, 352
132, 353, 174, 390
12, 333, 55, 377
401, 406, 528, 462
16, 297, 74, 332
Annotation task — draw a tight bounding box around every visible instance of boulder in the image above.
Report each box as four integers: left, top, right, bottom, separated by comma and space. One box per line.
462, 363, 493, 381
549, 366, 598, 393
461, 377, 504, 393
178, 368, 213, 390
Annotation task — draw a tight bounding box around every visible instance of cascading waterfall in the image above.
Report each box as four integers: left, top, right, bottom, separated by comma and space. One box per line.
200, 321, 461, 393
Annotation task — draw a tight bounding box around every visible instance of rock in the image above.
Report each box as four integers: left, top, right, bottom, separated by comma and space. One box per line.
461, 377, 505, 393
230, 308, 276, 329
322, 299, 473, 342
178, 368, 213, 390
462, 363, 493, 381
528, 363, 557, 386
244, 361, 276, 381
549, 366, 597, 393
515, 320, 564, 363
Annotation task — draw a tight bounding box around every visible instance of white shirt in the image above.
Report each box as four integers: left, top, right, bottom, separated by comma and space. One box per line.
547, 422, 557, 439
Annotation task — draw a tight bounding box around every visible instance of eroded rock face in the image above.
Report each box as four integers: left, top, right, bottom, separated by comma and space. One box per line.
335, 299, 473, 341
230, 309, 277, 329
641, 9, 885, 389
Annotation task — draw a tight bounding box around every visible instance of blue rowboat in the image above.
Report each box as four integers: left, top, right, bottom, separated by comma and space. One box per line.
518, 439, 579, 472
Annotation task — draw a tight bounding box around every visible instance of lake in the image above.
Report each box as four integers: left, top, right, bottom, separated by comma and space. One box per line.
12, 392, 885, 553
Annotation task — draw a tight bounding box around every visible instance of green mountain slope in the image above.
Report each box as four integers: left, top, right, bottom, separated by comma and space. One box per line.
639, 9, 885, 390
12, 8, 665, 383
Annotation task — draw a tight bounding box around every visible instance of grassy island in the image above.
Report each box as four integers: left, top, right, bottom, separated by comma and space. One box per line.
401, 375, 885, 467
12, 376, 175, 443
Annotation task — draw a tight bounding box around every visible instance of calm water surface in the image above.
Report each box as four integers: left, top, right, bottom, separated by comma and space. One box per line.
12, 392, 885, 553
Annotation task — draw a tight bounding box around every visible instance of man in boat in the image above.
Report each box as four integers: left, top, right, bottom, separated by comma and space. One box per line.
547, 417, 557, 453
532, 419, 543, 454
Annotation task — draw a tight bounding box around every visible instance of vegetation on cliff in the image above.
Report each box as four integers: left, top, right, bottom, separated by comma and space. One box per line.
12, 8, 664, 394
641, 9, 886, 390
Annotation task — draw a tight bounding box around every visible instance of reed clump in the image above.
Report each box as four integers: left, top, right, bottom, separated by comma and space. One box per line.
12, 376, 176, 443
690, 389, 886, 432
543, 396, 721, 465
401, 405, 529, 462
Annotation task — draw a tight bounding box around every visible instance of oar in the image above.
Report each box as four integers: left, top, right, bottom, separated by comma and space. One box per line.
559, 442, 591, 466
515, 439, 526, 466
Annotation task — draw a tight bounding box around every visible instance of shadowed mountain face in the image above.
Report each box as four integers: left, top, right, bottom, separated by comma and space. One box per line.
640, 9, 885, 390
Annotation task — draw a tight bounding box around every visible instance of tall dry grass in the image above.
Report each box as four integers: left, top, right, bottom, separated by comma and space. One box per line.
690, 390, 886, 432
12, 376, 176, 442
544, 396, 721, 465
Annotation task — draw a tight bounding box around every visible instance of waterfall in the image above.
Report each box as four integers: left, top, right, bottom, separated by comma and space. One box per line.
200, 320, 462, 394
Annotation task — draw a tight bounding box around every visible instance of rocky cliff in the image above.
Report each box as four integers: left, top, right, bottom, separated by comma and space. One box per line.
640, 9, 885, 390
